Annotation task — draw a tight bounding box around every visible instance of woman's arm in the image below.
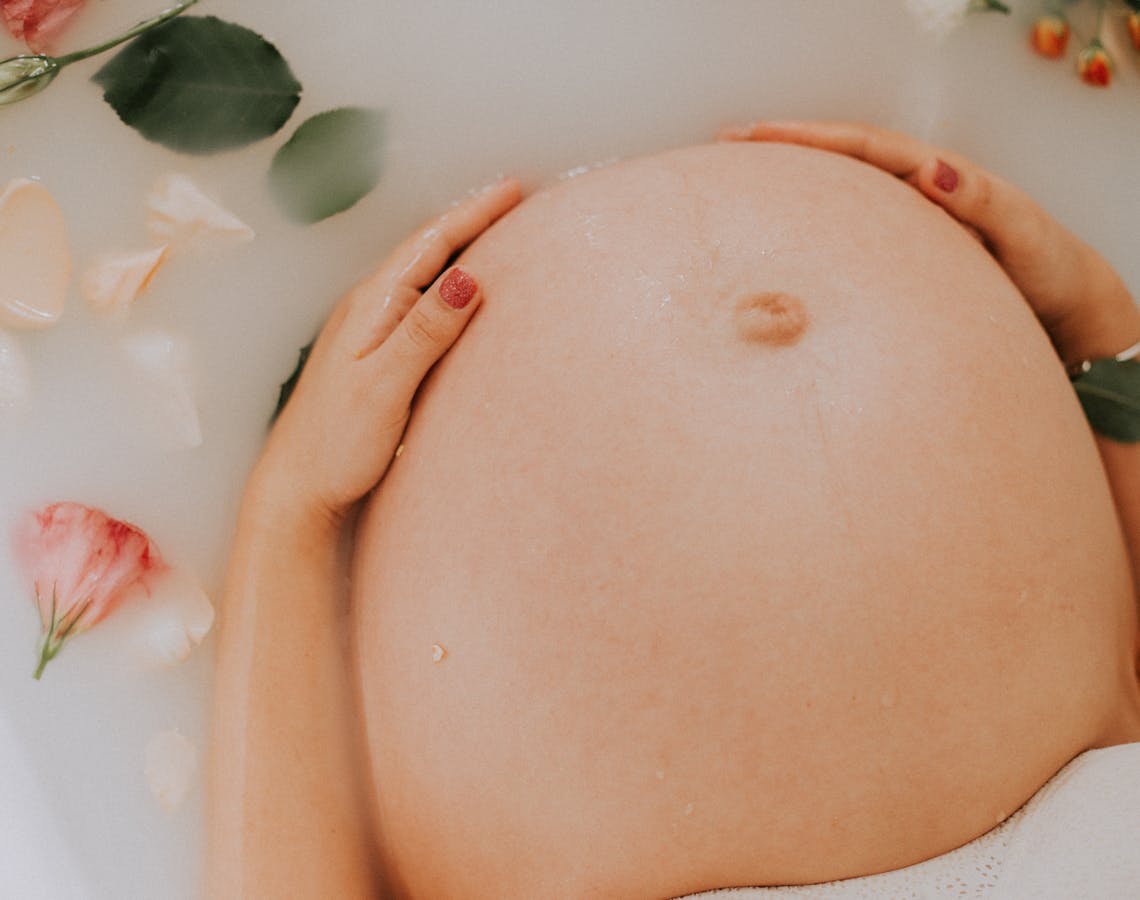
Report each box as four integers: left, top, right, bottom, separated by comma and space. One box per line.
206, 179, 523, 899
722, 120, 1140, 620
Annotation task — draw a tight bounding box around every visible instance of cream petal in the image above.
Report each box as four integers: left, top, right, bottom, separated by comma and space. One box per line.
0, 329, 30, 408
144, 729, 198, 813
81, 245, 169, 316
0, 178, 70, 330
121, 330, 203, 450
146, 174, 254, 246
133, 567, 215, 667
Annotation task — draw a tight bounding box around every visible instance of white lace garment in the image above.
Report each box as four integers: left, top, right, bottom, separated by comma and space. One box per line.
683, 741, 1140, 900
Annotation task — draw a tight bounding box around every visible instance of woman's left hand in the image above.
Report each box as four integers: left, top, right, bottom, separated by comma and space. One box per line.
717, 120, 1139, 370
251, 177, 523, 533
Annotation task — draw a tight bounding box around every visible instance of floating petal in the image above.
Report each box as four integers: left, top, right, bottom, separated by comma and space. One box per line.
133, 568, 214, 667
144, 729, 197, 812
904, 0, 969, 39
0, 178, 70, 330
80, 245, 169, 316
121, 329, 202, 450
0, 328, 30, 408
1, 0, 86, 52
146, 173, 254, 246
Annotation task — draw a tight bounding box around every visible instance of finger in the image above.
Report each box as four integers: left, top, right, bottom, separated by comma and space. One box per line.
722, 120, 1048, 260
339, 178, 521, 356
368, 266, 482, 410
379, 177, 522, 293
351, 283, 421, 360
719, 120, 934, 181
910, 156, 1053, 259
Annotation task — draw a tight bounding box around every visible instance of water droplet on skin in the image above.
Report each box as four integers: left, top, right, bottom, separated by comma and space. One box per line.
655, 770, 666, 781
683, 802, 694, 816
880, 690, 897, 709
431, 643, 446, 663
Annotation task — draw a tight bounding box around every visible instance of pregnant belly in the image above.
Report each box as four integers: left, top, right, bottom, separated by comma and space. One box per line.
351, 143, 1140, 899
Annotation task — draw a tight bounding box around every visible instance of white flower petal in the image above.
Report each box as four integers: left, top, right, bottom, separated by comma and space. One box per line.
146, 174, 255, 247
121, 330, 203, 450
0, 178, 70, 330
905, 0, 970, 38
144, 729, 198, 813
132, 567, 215, 667
81, 245, 169, 316
0, 329, 31, 409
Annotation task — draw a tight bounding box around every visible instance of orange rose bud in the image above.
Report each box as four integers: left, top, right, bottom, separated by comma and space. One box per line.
1077, 40, 1112, 87
1129, 12, 1140, 51
1030, 15, 1069, 58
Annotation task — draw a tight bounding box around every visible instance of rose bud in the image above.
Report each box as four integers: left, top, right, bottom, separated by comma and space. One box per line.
1077, 39, 1112, 87
1030, 15, 1069, 58
0, 54, 58, 105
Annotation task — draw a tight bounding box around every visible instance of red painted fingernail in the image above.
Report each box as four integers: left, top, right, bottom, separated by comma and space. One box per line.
440, 267, 477, 309
934, 159, 959, 194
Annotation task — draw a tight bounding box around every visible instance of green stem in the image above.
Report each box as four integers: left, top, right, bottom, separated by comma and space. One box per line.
33, 628, 65, 680
53, 0, 200, 68
969, 0, 1011, 14
33, 639, 54, 680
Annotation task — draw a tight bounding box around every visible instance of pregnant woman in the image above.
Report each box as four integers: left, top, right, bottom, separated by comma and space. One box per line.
206, 122, 1140, 899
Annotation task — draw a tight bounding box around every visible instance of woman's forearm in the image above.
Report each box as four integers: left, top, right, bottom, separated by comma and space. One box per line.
202, 180, 517, 899
206, 487, 377, 899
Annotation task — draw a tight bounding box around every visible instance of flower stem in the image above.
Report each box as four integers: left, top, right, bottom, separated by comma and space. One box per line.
53, 0, 200, 68
33, 631, 64, 680
969, 0, 1011, 14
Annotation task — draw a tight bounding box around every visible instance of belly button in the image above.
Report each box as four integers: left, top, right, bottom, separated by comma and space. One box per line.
734, 291, 809, 347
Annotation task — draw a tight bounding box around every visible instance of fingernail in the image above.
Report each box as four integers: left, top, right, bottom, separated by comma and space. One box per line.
934, 159, 959, 193
440, 267, 477, 309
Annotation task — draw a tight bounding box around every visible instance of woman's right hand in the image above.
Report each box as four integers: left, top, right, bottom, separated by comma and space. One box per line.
248, 177, 522, 535
718, 120, 1140, 369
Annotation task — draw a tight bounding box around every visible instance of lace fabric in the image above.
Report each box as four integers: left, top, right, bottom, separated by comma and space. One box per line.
684, 742, 1140, 900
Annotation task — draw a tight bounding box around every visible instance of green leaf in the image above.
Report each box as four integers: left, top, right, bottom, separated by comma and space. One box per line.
91, 16, 302, 155
271, 339, 313, 425
269, 107, 385, 224
1073, 359, 1140, 444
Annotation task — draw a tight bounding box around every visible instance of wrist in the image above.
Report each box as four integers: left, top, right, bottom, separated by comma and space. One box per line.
240, 460, 344, 545
1048, 276, 1140, 371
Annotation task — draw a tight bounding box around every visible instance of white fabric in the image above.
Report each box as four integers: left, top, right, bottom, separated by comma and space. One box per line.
685, 742, 1140, 900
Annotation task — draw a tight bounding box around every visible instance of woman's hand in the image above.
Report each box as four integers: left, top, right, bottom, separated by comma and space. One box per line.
719, 120, 1140, 369
251, 177, 523, 532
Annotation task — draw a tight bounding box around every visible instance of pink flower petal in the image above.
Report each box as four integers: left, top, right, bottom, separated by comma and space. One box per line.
13, 502, 166, 638
1, 0, 86, 52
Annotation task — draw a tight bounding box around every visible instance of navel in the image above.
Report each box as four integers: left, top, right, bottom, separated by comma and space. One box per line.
734, 291, 809, 347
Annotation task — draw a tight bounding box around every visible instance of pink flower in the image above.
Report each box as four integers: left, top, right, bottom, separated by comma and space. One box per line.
1, 0, 86, 53
13, 502, 167, 678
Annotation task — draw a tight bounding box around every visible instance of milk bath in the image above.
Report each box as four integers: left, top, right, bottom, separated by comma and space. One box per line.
1, 2, 1138, 898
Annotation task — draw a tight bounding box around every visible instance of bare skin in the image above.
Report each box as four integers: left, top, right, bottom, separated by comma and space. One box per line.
207, 125, 1140, 899
205, 178, 523, 899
